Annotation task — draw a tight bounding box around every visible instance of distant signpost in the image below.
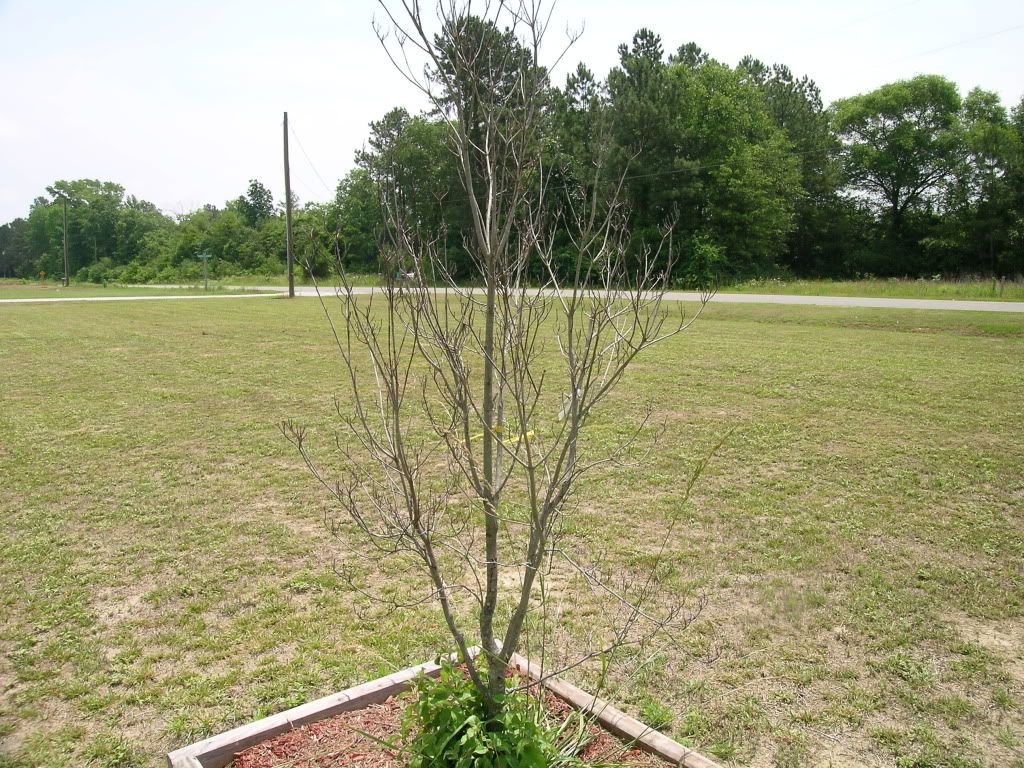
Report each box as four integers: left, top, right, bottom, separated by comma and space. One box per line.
196, 253, 212, 291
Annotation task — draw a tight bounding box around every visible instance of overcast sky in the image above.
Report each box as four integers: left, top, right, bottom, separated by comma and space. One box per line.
1, 0, 1022, 223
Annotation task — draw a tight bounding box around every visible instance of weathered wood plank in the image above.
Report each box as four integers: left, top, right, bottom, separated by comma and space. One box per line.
166, 654, 458, 768
509, 653, 721, 768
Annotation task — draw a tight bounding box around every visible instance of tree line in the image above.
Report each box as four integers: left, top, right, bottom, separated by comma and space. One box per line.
2, 29, 1022, 284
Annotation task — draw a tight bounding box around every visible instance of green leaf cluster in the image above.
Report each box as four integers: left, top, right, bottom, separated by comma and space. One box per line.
403, 665, 554, 768
401, 663, 637, 768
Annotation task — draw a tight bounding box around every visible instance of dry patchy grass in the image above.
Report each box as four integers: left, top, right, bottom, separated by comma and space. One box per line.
0, 297, 1022, 768
721, 276, 1024, 302
0, 280, 270, 299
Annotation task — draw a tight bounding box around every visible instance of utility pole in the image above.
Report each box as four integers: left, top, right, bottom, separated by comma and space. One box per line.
283, 111, 295, 298
61, 195, 69, 287
46, 187, 75, 287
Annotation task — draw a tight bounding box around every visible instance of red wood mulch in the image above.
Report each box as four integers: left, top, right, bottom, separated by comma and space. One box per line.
234, 686, 667, 768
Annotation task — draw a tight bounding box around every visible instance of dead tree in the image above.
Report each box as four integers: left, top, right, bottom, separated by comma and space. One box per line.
285, 0, 711, 716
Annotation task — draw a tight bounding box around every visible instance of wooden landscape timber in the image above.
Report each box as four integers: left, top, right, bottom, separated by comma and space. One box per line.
508, 655, 721, 768
166, 650, 721, 768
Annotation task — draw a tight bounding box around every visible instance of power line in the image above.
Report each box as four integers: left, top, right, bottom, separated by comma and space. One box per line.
288, 120, 335, 196
891, 20, 1024, 63
275, 28, 1015, 220
270, 18, 1022, 216
816, 0, 923, 37
277, 101, 841, 209
283, 125, 842, 218
290, 171, 320, 200
345, 141, 838, 213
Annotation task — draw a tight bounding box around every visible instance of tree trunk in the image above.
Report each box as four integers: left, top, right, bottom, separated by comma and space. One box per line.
480, 258, 503, 713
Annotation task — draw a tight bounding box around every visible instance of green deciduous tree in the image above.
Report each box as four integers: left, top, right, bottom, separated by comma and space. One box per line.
334, 169, 381, 271
27, 180, 127, 277
959, 89, 1021, 275
832, 75, 964, 268
236, 179, 276, 227
1008, 98, 1024, 272
0, 218, 32, 278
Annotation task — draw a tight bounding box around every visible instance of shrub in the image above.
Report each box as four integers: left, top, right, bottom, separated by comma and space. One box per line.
402, 665, 552, 768
685, 234, 728, 289
398, 663, 647, 767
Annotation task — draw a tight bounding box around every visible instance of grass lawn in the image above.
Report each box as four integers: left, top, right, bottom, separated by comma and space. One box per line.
721, 277, 1024, 302
0, 298, 1022, 768
0, 281, 273, 300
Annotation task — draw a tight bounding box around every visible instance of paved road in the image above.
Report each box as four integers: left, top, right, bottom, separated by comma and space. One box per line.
3, 285, 1023, 313
0, 292, 284, 304
666, 291, 1024, 313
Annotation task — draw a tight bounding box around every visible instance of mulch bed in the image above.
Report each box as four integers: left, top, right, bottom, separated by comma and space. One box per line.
234, 679, 668, 768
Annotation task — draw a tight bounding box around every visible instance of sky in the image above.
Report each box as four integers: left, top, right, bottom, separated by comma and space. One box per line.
1, 0, 1022, 224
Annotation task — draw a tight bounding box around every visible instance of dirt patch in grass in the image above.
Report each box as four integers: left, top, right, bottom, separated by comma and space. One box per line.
839, 320, 1023, 338
950, 611, 1024, 686
92, 585, 154, 627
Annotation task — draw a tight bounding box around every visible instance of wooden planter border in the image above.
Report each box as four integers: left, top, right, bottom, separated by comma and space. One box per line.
507, 654, 720, 768
166, 650, 720, 768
